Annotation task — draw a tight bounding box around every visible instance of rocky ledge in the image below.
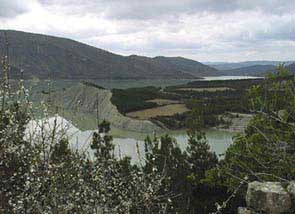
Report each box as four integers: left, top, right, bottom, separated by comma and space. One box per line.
239, 181, 295, 214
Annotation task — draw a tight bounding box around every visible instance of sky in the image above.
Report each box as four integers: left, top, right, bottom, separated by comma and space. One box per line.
0, 0, 294, 62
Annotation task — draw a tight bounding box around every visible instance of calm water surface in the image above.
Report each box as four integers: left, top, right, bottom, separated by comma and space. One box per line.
24, 76, 261, 90
202, 76, 262, 81
67, 127, 235, 163
111, 130, 235, 162
29, 117, 234, 162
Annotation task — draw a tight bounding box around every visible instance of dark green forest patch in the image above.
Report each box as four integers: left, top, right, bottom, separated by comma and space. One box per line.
111, 86, 179, 114
110, 79, 266, 130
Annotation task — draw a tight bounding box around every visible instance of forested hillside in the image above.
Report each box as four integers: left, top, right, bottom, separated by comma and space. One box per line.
218, 65, 277, 76
0, 30, 218, 79
207, 61, 294, 70
152, 56, 218, 76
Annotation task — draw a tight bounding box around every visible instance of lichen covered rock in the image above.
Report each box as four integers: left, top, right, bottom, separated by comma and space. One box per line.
287, 181, 295, 197
237, 207, 256, 214
246, 181, 291, 213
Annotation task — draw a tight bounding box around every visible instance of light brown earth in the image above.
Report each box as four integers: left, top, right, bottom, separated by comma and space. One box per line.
146, 99, 180, 105
126, 104, 189, 120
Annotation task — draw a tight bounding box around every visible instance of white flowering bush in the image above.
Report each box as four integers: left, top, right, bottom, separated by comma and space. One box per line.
0, 50, 172, 213
0, 88, 172, 213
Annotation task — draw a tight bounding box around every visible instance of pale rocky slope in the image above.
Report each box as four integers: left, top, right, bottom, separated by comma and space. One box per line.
50, 83, 163, 133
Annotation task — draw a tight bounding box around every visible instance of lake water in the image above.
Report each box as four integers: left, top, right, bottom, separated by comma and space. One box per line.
90, 76, 261, 89
68, 128, 235, 163
24, 76, 261, 90
202, 76, 263, 81
27, 116, 235, 163
111, 130, 234, 163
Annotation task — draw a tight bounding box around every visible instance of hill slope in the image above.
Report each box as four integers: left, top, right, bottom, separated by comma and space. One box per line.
49, 83, 163, 133
219, 65, 277, 76
0, 30, 216, 79
217, 63, 295, 76
152, 56, 218, 76
207, 61, 294, 71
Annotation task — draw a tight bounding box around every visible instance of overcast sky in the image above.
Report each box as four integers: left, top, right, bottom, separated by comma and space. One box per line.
0, 0, 294, 62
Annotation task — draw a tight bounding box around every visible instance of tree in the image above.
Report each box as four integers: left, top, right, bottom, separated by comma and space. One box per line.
90, 120, 114, 160
222, 66, 295, 185
185, 103, 220, 213
207, 66, 295, 213
143, 99, 222, 213
144, 135, 188, 213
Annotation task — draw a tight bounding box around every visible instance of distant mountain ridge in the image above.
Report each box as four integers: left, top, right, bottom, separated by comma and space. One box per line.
205, 61, 294, 71
0, 30, 217, 79
204, 61, 295, 76
152, 56, 217, 77
218, 65, 277, 76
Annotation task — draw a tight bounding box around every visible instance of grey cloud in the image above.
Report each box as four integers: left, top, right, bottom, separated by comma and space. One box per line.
224, 15, 295, 44
257, 22, 295, 41
84, 0, 295, 20
150, 38, 204, 51
38, 0, 295, 20
1, 0, 294, 62
0, 0, 31, 18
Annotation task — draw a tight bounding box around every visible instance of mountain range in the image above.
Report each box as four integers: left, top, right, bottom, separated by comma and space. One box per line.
218, 65, 277, 76
1, 30, 293, 79
0, 30, 217, 79
215, 63, 295, 76
205, 61, 294, 71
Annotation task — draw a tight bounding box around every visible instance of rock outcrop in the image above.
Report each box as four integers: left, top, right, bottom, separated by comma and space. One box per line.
239, 181, 295, 214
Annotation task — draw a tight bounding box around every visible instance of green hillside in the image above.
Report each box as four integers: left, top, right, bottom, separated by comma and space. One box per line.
219, 65, 277, 76
0, 30, 217, 79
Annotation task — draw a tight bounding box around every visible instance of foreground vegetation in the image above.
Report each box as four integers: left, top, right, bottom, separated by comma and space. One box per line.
0, 80, 224, 213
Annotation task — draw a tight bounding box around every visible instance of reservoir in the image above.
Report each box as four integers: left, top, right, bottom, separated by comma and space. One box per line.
27, 116, 235, 163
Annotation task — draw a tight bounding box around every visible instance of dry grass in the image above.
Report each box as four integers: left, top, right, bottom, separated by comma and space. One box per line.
146, 99, 180, 105
177, 87, 234, 92
126, 104, 189, 120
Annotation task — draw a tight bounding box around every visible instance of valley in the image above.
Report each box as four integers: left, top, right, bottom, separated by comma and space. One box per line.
2, 1, 295, 212
22, 76, 260, 166
24, 76, 263, 138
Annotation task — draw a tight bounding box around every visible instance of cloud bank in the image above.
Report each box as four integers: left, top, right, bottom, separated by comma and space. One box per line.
0, 0, 294, 62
